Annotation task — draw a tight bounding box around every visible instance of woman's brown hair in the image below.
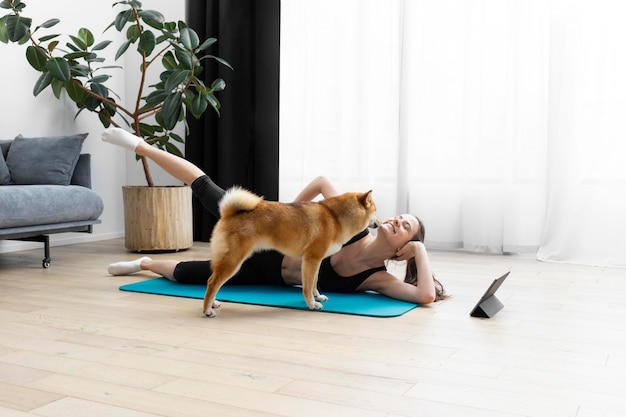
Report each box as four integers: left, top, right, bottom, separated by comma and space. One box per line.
403, 216, 448, 301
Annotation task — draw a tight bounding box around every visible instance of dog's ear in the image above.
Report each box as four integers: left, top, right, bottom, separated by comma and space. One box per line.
360, 190, 374, 207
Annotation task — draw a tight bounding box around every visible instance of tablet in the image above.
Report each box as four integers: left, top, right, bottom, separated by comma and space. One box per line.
469, 271, 510, 318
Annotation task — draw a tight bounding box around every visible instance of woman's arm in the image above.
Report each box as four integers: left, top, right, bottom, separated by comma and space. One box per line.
362, 242, 437, 304
292, 176, 341, 202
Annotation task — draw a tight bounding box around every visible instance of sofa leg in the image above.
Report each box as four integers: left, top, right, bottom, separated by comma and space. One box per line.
42, 235, 51, 268
10, 235, 51, 268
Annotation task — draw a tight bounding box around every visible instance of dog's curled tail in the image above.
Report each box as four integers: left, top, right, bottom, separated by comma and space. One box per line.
219, 186, 263, 218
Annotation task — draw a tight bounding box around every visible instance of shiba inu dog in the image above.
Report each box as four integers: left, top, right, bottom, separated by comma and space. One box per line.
203, 187, 380, 317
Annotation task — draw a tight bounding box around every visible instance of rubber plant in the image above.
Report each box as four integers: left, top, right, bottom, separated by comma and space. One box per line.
0, 0, 231, 186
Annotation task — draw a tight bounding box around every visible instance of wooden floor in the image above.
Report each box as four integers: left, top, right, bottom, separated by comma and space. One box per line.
1, 239, 626, 417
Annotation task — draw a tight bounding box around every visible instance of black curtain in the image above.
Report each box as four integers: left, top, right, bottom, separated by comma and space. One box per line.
185, 0, 280, 241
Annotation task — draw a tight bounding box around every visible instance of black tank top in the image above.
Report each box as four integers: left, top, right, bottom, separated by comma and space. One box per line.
317, 229, 386, 293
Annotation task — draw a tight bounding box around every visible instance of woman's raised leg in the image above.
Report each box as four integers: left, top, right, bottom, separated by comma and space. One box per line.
102, 127, 204, 185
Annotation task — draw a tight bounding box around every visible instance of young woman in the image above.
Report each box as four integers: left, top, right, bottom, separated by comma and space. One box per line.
102, 128, 447, 304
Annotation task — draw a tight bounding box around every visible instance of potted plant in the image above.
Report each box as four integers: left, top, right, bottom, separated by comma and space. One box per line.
0, 0, 231, 251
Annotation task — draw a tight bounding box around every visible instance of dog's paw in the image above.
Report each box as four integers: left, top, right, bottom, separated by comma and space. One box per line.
212, 299, 221, 309
204, 308, 217, 318
315, 294, 328, 302
306, 300, 324, 310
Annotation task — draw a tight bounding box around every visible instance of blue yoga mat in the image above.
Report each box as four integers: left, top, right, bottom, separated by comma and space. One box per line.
119, 277, 418, 317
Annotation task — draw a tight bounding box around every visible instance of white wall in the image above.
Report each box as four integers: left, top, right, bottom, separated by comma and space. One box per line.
0, 0, 186, 254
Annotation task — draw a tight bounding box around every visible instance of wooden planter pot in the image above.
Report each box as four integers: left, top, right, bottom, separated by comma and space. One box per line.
122, 185, 193, 252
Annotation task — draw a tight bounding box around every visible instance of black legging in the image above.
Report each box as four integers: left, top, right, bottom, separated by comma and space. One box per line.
190, 175, 227, 218
173, 175, 287, 286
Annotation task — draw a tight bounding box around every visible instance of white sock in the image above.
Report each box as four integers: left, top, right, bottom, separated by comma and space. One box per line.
101, 128, 143, 152
107, 256, 152, 276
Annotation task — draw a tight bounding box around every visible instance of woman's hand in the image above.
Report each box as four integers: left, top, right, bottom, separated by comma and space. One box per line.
394, 240, 427, 262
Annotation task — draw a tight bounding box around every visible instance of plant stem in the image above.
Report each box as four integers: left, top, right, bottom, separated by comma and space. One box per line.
140, 156, 154, 187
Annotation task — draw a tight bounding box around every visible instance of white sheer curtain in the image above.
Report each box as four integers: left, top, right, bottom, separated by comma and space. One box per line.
280, 0, 626, 267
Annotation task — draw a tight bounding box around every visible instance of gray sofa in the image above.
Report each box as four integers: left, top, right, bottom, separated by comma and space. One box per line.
0, 133, 104, 267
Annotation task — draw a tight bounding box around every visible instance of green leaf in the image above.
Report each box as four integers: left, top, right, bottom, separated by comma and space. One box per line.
83, 96, 101, 111
139, 9, 164, 27
46, 57, 71, 82
169, 131, 184, 143
6, 14, 32, 42
119, 0, 143, 9
77, 28, 94, 47
206, 93, 221, 115
37, 18, 60, 29
174, 48, 192, 70
98, 65, 123, 71
8, 0, 25, 11
102, 100, 117, 118
64, 51, 92, 60
86, 54, 104, 64
144, 18, 164, 31
164, 69, 188, 92
212, 55, 233, 71
190, 93, 208, 118
25, 45, 47, 71
0, 16, 8, 44
114, 9, 134, 31
17, 33, 29, 45
89, 74, 111, 84
192, 65, 204, 78
155, 33, 170, 44
65, 79, 86, 103
51, 77, 64, 99
68, 34, 87, 51
144, 89, 168, 106
137, 122, 162, 137
98, 110, 111, 127
33, 71, 53, 96
197, 37, 216, 52
211, 78, 226, 92
165, 140, 183, 157
161, 51, 178, 70
38, 33, 60, 42
126, 24, 140, 41
114, 39, 132, 60
47, 40, 58, 52
0, 1, 12, 10
138, 30, 156, 56
83, 83, 108, 111
70, 64, 90, 77
181, 88, 195, 106
139, 10, 165, 22
179, 27, 199, 50
91, 82, 109, 99
92, 40, 112, 51
161, 91, 182, 130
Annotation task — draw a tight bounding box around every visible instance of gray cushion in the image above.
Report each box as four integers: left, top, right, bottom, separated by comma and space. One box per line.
0, 140, 11, 158
0, 184, 104, 229
5, 133, 88, 185
0, 150, 10, 185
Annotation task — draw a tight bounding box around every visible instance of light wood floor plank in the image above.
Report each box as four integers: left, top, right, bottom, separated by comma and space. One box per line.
32, 397, 163, 417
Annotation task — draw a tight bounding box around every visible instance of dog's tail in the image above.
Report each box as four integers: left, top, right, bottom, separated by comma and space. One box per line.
219, 186, 263, 218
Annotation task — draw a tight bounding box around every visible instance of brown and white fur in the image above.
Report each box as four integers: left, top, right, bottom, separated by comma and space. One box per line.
203, 187, 380, 317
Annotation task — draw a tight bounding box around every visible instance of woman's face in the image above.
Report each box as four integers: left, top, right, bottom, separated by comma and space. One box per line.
379, 214, 420, 246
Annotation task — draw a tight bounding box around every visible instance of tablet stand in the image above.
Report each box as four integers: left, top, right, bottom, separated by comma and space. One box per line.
470, 294, 504, 318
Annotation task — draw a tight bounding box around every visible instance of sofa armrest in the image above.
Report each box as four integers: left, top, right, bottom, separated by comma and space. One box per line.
70, 154, 92, 188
